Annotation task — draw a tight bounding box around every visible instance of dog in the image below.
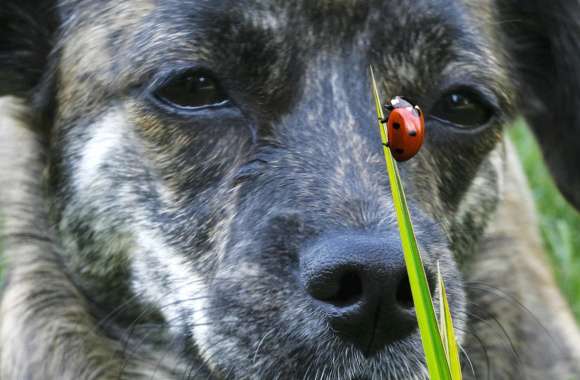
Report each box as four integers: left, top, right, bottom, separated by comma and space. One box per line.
1, 0, 579, 379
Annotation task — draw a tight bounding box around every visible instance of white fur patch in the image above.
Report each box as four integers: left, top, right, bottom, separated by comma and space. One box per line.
454, 144, 504, 225
76, 111, 126, 193
130, 230, 213, 363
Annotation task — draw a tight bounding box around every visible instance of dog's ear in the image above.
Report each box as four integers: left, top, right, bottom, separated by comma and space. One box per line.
498, 0, 580, 210
0, 0, 58, 99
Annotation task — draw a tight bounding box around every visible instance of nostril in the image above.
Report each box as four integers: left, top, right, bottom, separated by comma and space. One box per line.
325, 271, 363, 307
395, 271, 437, 310
395, 272, 414, 309
301, 233, 438, 354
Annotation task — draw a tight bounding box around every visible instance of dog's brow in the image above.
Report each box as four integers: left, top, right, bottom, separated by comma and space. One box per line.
242, 9, 286, 31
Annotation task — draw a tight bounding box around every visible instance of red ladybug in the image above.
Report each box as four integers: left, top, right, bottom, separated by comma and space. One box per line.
380, 96, 425, 162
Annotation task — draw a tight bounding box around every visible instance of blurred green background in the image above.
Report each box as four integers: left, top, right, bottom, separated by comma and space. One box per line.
511, 122, 580, 320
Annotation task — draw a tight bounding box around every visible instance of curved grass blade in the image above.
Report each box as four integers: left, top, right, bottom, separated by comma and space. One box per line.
438, 263, 463, 380
370, 66, 452, 380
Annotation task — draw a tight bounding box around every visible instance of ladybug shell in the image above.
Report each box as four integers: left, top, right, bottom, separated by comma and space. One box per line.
387, 106, 425, 161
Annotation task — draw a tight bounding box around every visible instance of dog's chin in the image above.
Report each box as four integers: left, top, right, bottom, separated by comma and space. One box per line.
195, 331, 427, 380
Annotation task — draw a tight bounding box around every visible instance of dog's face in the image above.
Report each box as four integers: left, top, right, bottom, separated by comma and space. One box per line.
2, 0, 579, 378
51, 1, 508, 377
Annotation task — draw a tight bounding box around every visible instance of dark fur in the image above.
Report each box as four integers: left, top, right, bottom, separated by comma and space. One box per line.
0, 0, 579, 379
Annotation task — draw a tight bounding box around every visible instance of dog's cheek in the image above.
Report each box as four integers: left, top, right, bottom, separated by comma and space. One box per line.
182, 212, 329, 378
59, 109, 165, 240
53, 109, 206, 314
126, 102, 255, 204
406, 123, 505, 257
199, 274, 328, 378
449, 142, 505, 259
129, 230, 213, 337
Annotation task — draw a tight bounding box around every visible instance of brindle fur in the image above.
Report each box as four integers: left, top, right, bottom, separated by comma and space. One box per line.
0, 0, 579, 379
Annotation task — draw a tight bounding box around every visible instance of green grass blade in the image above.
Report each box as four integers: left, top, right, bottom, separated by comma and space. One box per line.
370, 66, 452, 380
438, 266, 449, 361
438, 263, 463, 380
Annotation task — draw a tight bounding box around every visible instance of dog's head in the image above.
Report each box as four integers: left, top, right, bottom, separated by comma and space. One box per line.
1, 0, 579, 378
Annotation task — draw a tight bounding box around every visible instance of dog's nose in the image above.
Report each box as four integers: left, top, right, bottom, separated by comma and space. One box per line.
300, 233, 426, 356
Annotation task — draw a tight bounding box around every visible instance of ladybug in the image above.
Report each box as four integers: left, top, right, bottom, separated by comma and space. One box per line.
380, 96, 425, 162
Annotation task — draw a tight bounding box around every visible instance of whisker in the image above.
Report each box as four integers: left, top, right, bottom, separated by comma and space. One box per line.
185, 335, 234, 380
466, 281, 562, 354
454, 324, 491, 380
462, 307, 522, 370
252, 327, 277, 364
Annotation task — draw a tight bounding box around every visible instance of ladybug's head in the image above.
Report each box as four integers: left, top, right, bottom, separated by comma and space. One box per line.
385, 96, 421, 117
390, 96, 415, 108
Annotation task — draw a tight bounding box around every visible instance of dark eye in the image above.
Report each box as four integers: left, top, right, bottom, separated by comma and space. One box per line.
153, 70, 229, 111
431, 90, 494, 127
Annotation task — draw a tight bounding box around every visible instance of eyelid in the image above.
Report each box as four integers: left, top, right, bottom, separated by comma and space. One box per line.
434, 78, 501, 113
148, 66, 212, 93
145, 66, 233, 115
428, 86, 498, 130
440, 86, 498, 113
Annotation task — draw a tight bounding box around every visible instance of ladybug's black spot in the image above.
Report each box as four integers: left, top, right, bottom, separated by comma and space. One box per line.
393, 123, 401, 130
396, 149, 404, 155
409, 130, 417, 137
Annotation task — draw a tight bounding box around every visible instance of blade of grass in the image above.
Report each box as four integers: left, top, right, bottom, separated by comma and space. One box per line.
438, 263, 463, 380
370, 66, 452, 380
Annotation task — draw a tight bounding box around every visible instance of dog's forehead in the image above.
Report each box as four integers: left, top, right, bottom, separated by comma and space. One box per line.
62, 0, 494, 54
57, 0, 508, 111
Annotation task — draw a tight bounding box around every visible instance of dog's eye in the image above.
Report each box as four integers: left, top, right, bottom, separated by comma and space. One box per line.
153, 70, 229, 111
431, 90, 493, 127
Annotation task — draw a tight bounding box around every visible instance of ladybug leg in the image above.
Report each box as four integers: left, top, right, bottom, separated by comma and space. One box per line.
379, 117, 388, 124
382, 142, 390, 148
